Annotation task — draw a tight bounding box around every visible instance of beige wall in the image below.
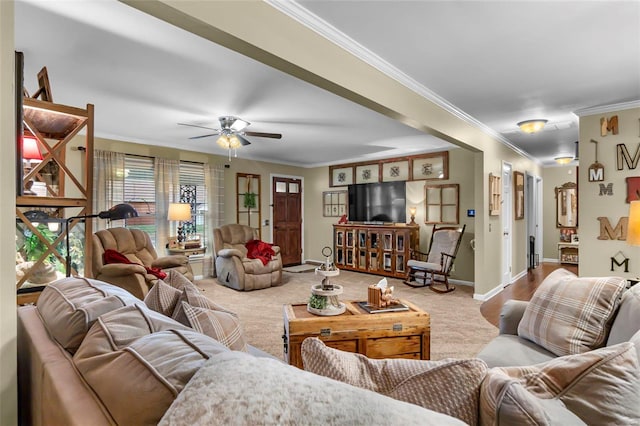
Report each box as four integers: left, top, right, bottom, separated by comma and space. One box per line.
96, 138, 479, 281
1, 1, 17, 423
542, 165, 578, 260
578, 106, 640, 277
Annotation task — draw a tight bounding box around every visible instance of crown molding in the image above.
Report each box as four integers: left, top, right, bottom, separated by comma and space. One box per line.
574, 100, 640, 117
265, 0, 538, 165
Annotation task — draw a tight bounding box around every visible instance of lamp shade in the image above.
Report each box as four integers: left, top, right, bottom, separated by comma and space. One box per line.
627, 200, 640, 246
23, 137, 43, 161
409, 206, 417, 217
517, 119, 548, 134
167, 203, 191, 221
97, 203, 139, 220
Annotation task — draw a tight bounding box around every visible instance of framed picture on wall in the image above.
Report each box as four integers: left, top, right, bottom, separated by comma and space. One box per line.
381, 160, 409, 182
329, 165, 354, 187
411, 151, 449, 181
355, 163, 380, 184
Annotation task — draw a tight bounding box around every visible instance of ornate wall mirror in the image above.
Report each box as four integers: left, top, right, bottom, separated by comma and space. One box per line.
555, 182, 578, 228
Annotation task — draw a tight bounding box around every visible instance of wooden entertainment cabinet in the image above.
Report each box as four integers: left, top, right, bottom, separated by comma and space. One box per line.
333, 224, 419, 279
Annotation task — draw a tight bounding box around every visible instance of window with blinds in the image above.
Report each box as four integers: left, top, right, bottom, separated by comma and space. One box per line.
123, 155, 157, 243
180, 161, 207, 247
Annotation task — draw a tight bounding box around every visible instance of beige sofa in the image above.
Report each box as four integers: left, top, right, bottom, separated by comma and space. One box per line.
475, 269, 640, 424
18, 276, 462, 425
213, 224, 282, 291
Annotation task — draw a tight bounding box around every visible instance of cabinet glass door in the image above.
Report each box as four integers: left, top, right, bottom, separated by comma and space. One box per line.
346, 230, 354, 248
383, 233, 393, 251
396, 254, 405, 273
358, 230, 367, 248
369, 252, 379, 271
336, 230, 344, 246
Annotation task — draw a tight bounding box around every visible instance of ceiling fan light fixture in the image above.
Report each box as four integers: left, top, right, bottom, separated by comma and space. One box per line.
228, 135, 242, 149
554, 156, 573, 165
216, 135, 229, 149
517, 119, 548, 134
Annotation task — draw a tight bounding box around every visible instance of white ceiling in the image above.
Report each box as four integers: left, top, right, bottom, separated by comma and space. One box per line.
15, 0, 640, 167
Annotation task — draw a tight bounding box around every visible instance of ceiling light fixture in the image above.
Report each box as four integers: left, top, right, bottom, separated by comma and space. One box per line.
554, 156, 573, 165
517, 119, 548, 134
216, 132, 242, 160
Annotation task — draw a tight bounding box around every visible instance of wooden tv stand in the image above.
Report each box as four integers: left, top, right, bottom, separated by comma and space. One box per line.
333, 223, 419, 279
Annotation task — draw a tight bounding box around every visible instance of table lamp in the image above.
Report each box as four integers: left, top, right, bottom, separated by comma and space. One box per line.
408, 206, 417, 225
65, 203, 138, 277
168, 202, 191, 243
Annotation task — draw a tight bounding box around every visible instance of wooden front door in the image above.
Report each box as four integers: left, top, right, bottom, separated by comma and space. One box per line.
273, 176, 302, 266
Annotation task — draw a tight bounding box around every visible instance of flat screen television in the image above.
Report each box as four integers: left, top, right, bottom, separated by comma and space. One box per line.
348, 181, 406, 223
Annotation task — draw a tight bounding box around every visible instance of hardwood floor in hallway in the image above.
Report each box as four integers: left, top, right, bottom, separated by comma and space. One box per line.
480, 263, 578, 327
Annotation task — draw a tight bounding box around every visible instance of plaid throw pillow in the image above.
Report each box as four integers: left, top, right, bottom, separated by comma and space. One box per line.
517, 270, 626, 356
171, 280, 237, 326
479, 342, 640, 425
301, 337, 487, 425
181, 302, 248, 352
144, 280, 182, 317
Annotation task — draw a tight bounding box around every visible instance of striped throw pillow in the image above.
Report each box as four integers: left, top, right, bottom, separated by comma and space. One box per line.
517, 270, 626, 356
301, 337, 487, 425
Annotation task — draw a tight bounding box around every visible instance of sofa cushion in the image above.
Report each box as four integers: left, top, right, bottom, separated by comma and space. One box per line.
74, 304, 229, 426
476, 334, 557, 368
144, 279, 182, 316
159, 351, 466, 426
607, 283, 640, 346
37, 277, 140, 354
517, 270, 626, 356
181, 302, 248, 352
171, 280, 237, 326
479, 342, 640, 425
301, 337, 486, 425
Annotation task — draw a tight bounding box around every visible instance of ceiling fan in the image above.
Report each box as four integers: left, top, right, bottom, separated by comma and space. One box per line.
179, 116, 282, 152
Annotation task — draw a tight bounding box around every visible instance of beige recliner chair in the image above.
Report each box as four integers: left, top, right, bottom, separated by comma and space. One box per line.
92, 227, 193, 299
213, 224, 282, 291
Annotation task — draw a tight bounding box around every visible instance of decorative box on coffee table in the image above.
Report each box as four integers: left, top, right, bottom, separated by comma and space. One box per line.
283, 299, 430, 369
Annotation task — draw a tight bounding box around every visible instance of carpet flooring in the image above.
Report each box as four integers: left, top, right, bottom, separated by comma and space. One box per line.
195, 270, 498, 361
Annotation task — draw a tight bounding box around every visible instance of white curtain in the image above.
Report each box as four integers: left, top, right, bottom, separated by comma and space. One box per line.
93, 150, 125, 232
155, 157, 181, 256
204, 163, 225, 277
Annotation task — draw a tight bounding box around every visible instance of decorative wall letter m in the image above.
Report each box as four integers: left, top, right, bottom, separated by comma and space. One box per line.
600, 115, 619, 136
599, 183, 614, 196
617, 143, 640, 171
597, 217, 628, 240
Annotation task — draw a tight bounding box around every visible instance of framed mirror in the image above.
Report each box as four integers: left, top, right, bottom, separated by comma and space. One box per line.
555, 182, 578, 228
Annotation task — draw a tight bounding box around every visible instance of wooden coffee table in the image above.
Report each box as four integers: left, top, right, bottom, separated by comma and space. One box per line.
283, 299, 430, 369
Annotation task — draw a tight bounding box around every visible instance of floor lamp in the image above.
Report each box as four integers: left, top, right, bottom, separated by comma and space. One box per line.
65, 203, 138, 277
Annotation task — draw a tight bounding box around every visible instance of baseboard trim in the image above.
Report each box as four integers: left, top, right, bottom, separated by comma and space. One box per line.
474, 283, 503, 301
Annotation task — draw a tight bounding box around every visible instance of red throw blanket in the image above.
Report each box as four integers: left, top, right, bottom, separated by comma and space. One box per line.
245, 239, 275, 266
103, 249, 167, 280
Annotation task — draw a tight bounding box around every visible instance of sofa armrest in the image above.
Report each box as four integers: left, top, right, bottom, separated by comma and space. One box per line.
272, 245, 281, 255
98, 263, 147, 277
499, 300, 529, 335
217, 248, 244, 258
151, 255, 189, 269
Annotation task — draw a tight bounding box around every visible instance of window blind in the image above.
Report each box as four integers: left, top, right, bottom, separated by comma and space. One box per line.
123, 155, 157, 243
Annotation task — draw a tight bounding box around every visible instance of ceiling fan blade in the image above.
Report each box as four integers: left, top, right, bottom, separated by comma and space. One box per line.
243, 131, 282, 139
189, 133, 219, 140
236, 134, 252, 146
178, 123, 220, 132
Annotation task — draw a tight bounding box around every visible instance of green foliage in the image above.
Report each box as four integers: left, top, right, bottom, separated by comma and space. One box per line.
23, 226, 58, 263
308, 294, 328, 310
243, 192, 257, 209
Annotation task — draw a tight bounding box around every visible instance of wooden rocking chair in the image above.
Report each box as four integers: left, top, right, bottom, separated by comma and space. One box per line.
404, 224, 465, 293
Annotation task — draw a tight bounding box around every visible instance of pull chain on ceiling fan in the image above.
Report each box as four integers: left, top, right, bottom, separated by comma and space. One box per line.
178, 116, 282, 161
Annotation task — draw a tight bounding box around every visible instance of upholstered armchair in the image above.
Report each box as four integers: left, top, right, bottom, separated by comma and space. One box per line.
213, 224, 282, 291
92, 227, 193, 299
